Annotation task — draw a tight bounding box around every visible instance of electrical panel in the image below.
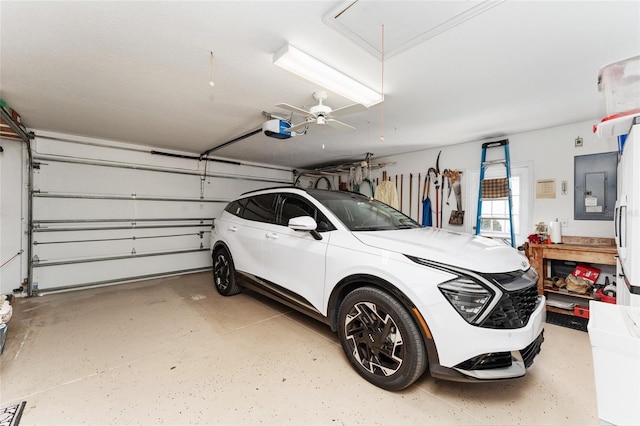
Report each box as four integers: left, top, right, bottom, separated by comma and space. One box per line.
574, 151, 617, 221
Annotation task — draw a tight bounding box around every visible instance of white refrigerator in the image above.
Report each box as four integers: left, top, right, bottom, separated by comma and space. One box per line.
613, 115, 640, 306
590, 55, 640, 426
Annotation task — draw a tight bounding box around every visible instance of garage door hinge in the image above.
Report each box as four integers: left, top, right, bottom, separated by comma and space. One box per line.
32, 255, 40, 264
131, 248, 136, 255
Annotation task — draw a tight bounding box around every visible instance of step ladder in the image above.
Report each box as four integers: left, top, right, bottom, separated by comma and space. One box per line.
475, 139, 515, 247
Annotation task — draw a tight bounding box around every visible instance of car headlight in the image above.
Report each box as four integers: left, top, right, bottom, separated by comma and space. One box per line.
438, 277, 494, 324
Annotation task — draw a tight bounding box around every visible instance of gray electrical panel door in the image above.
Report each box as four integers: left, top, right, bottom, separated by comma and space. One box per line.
574, 151, 617, 221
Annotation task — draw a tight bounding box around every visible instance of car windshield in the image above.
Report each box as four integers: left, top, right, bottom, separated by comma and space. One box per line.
308, 189, 421, 231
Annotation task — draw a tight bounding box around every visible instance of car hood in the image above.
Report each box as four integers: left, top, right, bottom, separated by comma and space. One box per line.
353, 227, 529, 273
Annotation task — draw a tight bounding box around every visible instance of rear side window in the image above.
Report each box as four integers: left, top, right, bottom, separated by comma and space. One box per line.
224, 200, 243, 216
238, 193, 277, 223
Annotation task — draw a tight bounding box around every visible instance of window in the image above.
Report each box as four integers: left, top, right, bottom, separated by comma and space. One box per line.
467, 164, 532, 247
478, 176, 520, 239
277, 195, 336, 231
311, 190, 420, 231
239, 193, 277, 223
224, 200, 243, 217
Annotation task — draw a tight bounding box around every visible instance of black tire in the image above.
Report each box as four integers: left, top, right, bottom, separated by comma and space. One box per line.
212, 247, 241, 296
337, 287, 427, 390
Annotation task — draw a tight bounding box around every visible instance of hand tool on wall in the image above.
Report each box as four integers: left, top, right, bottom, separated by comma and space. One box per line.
434, 173, 440, 228
434, 151, 441, 227
446, 169, 464, 226
400, 174, 403, 213
417, 173, 421, 221
409, 173, 413, 219
441, 169, 448, 228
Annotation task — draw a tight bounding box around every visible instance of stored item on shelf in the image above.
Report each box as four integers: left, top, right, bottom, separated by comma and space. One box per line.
572, 264, 601, 284
546, 295, 575, 310
597, 55, 640, 117
574, 305, 590, 319
551, 276, 566, 288
549, 219, 562, 244
528, 233, 543, 244
596, 288, 617, 304
566, 274, 593, 294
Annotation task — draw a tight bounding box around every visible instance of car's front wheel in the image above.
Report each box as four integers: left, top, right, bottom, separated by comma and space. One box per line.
337, 287, 427, 390
212, 247, 241, 296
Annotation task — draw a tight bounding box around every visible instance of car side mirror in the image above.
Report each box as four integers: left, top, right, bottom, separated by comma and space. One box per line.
288, 216, 322, 240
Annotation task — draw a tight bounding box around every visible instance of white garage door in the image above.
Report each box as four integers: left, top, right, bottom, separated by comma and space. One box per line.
29, 133, 292, 293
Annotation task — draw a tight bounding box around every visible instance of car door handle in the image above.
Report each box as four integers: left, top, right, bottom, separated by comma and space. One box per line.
265, 232, 279, 240
228, 226, 238, 232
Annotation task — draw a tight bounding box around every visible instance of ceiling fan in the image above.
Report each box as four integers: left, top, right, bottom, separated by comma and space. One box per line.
276, 91, 368, 133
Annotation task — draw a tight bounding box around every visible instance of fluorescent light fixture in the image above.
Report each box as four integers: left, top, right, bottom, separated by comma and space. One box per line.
273, 43, 382, 107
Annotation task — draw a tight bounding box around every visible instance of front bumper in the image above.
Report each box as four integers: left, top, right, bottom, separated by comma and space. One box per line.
429, 330, 545, 382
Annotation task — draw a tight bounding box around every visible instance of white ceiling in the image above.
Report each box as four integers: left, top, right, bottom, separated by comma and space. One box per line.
1, 1, 639, 169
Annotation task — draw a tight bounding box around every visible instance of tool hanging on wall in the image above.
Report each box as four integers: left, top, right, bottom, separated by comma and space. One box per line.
422, 170, 433, 226
417, 173, 421, 221
448, 170, 464, 226
440, 169, 449, 228
409, 173, 413, 219
400, 174, 403, 213
434, 151, 442, 227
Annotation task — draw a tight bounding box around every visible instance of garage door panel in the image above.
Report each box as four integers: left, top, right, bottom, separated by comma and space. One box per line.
33, 226, 212, 240
33, 231, 208, 262
34, 136, 293, 183
34, 162, 203, 197
33, 197, 220, 221
32, 250, 211, 291
34, 159, 290, 201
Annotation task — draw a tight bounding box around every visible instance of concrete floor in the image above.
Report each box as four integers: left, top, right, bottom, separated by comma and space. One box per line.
1, 272, 598, 425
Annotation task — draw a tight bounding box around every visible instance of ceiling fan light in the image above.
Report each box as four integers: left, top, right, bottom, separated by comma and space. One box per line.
273, 43, 382, 107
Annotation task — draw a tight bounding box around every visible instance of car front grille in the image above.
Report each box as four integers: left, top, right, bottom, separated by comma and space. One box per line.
480, 283, 540, 329
454, 331, 544, 372
520, 331, 544, 367
455, 351, 513, 371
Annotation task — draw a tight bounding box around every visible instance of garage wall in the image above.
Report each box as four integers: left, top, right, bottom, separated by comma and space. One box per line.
374, 118, 619, 241
28, 131, 292, 293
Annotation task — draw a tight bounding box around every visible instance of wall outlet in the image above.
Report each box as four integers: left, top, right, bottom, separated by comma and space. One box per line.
560, 218, 568, 227
575, 136, 583, 147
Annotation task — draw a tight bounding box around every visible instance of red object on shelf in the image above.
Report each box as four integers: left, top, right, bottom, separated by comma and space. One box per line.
572, 264, 601, 284
528, 234, 542, 244
596, 288, 617, 304
574, 306, 590, 318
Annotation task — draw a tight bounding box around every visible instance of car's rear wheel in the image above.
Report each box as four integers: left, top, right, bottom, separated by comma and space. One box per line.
212, 247, 241, 296
337, 287, 427, 390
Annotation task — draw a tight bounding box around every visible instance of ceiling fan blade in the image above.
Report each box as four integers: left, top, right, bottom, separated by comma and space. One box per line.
275, 103, 312, 117
325, 119, 356, 132
330, 103, 368, 117
288, 120, 313, 133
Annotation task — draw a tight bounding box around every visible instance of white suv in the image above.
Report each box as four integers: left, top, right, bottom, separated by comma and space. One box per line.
210, 187, 545, 390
